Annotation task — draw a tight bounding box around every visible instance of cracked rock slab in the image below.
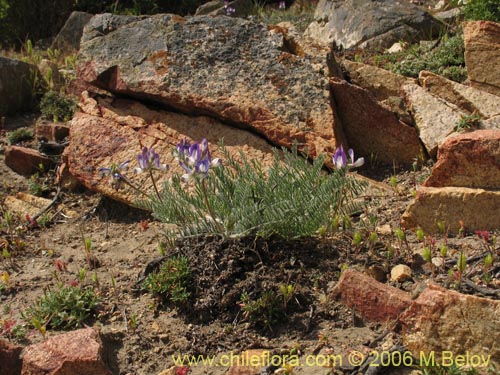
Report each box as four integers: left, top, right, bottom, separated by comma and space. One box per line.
330, 78, 423, 164
65, 92, 276, 206
423, 129, 500, 189
78, 13, 342, 159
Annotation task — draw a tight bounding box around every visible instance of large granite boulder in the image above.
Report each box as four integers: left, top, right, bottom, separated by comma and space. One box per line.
51, 11, 94, 51
0, 57, 38, 116
304, 0, 444, 50
464, 21, 500, 97
77, 14, 343, 159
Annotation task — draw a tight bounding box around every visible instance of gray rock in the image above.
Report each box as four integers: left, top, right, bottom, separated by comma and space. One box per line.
77, 14, 343, 159
51, 11, 94, 51
0, 57, 38, 116
305, 0, 444, 50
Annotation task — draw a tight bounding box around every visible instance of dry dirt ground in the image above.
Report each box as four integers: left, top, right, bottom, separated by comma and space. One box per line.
1, 115, 499, 375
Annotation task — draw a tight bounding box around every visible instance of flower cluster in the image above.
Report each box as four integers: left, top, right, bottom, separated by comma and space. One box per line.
279, 1, 286, 9
224, 0, 235, 15
174, 138, 221, 181
332, 145, 364, 169
135, 147, 168, 174
98, 161, 131, 191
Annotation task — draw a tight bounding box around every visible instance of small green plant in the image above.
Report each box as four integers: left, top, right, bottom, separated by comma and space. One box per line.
142, 256, 191, 304
279, 284, 295, 310
39, 90, 77, 122
239, 290, 284, 330
22, 283, 99, 331
455, 112, 482, 132
28, 173, 50, 196
7, 128, 33, 144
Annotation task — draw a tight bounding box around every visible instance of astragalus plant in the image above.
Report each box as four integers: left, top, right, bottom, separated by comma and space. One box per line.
148, 140, 367, 240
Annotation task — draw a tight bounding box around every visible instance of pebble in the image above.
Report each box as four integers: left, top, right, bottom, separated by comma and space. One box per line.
390, 264, 412, 282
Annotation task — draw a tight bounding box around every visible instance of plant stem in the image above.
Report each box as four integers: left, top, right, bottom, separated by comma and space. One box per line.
201, 178, 224, 235
149, 169, 163, 203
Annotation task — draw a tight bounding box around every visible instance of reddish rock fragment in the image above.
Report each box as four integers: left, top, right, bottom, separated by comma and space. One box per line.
36, 121, 70, 143
330, 269, 413, 323
401, 284, 500, 365
423, 130, 500, 189
0, 338, 23, 375
4, 146, 53, 175
21, 328, 111, 375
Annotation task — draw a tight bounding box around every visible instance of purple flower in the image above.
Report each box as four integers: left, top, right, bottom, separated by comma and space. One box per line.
224, 0, 236, 15
135, 146, 168, 174
332, 146, 364, 169
98, 160, 130, 190
279, 1, 286, 9
174, 138, 221, 181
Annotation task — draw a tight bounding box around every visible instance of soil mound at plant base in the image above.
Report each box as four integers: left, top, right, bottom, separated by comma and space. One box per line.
147, 235, 344, 330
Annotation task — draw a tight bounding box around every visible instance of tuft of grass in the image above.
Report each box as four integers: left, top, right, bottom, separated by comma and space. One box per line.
148, 143, 367, 240
142, 256, 192, 304
22, 284, 99, 331
7, 128, 33, 144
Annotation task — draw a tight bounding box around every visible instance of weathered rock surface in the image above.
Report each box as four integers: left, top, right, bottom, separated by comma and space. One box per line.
21, 328, 111, 375
402, 83, 466, 158
464, 21, 500, 97
401, 284, 500, 365
0, 57, 37, 116
423, 130, 500, 189
4, 146, 53, 175
419, 71, 500, 118
0, 338, 23, 375
330, 78, 423, 164
330, 269, 413, 323
304, 0, 444, 49
36, 120, 70, 143
4, 193, 52, 219
51, 11, 93, 51
65, 92, 276, 205
401, 186, 500, 233
78, 14, 342, 159
332, 270, 500, 365
342, 60, 416, 102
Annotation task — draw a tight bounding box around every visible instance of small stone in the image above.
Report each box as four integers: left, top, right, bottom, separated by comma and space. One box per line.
390, 264, 412, 282
387, 42, 404, 53
431, 257, 444, 268
330, 269, 413, 323
4, 146, 53, 175
21, 328, 111, 375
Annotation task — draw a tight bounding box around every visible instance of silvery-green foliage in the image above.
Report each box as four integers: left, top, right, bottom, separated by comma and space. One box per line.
148, 143, 367, 239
